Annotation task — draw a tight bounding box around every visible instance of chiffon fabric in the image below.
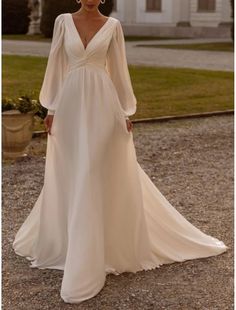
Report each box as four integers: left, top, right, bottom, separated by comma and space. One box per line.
12, 13, 228, 304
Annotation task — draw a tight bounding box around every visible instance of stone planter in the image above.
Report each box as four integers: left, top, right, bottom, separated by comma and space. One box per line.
2, 110, 35, 159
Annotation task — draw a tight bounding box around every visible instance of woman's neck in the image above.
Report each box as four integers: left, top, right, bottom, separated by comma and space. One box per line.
74, 8, 103, 19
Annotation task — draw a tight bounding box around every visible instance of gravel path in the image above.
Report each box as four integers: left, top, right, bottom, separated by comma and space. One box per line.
2, 38, 233, 71
3, 115, 233, 309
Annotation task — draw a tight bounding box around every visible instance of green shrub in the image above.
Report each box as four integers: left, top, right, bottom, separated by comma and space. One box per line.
2, 95, 41, 115
2, 97, 16, 112
2, 0, 31, 34
230, 0, 234, 41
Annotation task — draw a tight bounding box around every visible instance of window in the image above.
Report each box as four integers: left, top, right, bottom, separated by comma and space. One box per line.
146, 0, 162, 12
198, 0, 216, 12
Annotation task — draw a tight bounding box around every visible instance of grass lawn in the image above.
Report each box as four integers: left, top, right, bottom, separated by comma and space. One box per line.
129, 65, 233, 120
136, 42, 234, 52
2, 34, 51, 42
126, 36, 190, 41
3, 55, 233, 130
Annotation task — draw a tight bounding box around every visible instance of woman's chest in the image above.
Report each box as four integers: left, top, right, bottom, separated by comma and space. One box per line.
63, 13, 115, 59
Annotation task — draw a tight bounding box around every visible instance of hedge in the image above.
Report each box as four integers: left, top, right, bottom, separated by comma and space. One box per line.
2, 0, 31, 34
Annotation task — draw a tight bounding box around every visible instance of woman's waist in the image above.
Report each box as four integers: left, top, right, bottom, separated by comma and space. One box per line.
67, 59, 106, 73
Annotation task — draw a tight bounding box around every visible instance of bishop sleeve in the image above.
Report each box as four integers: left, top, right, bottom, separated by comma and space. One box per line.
105, 20, 137, 118
39, 14, 68, 116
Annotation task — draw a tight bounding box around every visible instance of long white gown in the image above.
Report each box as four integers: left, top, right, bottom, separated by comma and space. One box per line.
12, 13, 228, 303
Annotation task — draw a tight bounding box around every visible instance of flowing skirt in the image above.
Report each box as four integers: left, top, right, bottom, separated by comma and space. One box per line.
12, 66, 228, 303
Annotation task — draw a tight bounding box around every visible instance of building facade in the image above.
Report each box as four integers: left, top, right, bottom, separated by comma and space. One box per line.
110, 0, 233, 38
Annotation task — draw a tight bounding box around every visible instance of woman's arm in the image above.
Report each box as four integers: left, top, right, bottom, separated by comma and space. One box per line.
39, 14, 68, 116
105, 20, 137, 120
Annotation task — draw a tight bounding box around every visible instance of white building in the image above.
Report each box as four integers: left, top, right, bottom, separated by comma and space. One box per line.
110, 0, 233, 38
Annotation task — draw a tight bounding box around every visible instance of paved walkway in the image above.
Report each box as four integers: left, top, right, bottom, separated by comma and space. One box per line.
3, 38, 234, 71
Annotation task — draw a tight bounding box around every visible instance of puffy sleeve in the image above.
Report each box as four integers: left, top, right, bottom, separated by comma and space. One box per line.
39, 14, 68, 115
105, 20, 137, 118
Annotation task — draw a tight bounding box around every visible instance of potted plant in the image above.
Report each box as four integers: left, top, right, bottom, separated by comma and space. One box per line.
2, 95, 41, 159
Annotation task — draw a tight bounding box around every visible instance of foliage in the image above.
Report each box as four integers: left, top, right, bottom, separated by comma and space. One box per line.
230, 0, 234, 41
40, 0, 114, 37
16, 96, 40, 114
2, 95, 41, 114
2, 0, 31, 34
2, 98, 16, 112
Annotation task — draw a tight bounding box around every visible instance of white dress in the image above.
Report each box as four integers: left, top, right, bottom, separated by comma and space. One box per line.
12, 13, 228, 304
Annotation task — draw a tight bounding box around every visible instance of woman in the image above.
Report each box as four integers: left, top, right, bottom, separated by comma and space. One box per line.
12, 0, 228, 304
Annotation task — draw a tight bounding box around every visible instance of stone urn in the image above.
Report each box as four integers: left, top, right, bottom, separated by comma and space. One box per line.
2, 110, 35, 159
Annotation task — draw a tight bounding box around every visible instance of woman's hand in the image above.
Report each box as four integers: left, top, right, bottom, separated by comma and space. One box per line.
126, 119, 133, 132
44, 115, 54, 135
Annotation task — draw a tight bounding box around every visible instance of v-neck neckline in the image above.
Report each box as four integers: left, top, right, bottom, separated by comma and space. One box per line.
69, 13, 111, 51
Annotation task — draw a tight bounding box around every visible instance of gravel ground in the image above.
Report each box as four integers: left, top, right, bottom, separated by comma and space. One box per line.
3, 115, 233, 309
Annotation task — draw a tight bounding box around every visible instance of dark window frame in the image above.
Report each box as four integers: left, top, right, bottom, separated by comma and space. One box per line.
197, 0, 216, 12
146, 0, 162, 12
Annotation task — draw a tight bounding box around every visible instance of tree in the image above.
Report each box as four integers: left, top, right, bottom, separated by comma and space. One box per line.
40, 0, 114, 38
230, 0, 234, 41
2, 0, 31, 34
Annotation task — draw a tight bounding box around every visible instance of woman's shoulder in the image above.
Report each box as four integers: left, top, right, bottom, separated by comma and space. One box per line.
53, 13, 121, 30
55, 13, 66, 22
93, 14, 120, 26
108, 16, 121, 24
55, 13, 120, 24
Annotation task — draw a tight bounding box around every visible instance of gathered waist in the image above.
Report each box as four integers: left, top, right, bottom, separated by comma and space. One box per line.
68, 60, 106, 73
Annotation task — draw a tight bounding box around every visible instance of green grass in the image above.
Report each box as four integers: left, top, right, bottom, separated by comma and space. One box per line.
129, 65, 233, 119
3, 55, 234, 130
136, 42, 234, 52
125, 36, 190, 41
2, 34, 51, 42
3, 55, 47, 98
